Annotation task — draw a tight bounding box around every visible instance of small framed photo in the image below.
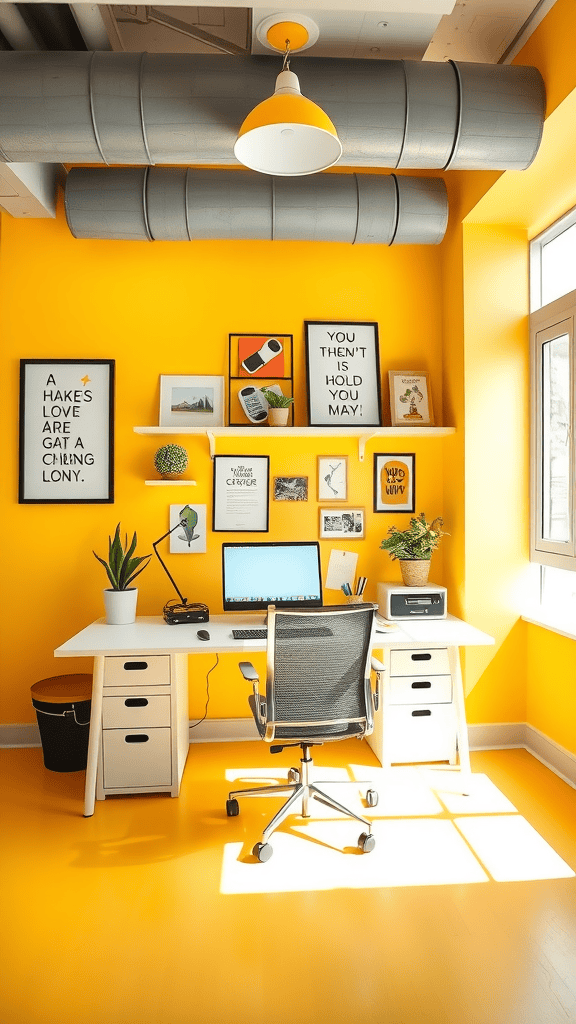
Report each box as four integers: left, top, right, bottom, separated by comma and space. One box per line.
374, 453, 415, 513
317, 456, 348, 501
159, 375, 224, 427
273, 476, 308, 501
388, 371, 434, 426
319, 508, 365, 539
169, 504, 207, 553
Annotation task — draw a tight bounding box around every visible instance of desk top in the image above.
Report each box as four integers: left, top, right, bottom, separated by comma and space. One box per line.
54, 612, 494, 658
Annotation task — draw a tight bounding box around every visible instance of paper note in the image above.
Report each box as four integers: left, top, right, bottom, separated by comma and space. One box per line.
325, 549, 358, 591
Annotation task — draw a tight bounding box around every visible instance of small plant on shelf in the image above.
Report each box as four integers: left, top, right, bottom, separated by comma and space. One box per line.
259, 388, 294, 409
154, 444, 188, 479
380, 512, 447, 587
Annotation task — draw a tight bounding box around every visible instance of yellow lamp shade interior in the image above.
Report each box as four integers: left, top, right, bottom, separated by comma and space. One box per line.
265, 21, 310, 53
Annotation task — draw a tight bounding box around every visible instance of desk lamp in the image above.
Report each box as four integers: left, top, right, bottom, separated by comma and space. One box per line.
153, 513, 209, 624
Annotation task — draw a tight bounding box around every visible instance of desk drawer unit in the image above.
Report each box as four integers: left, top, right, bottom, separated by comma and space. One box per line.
389, 648, 450, 677
388, 674, 452, 705
102, 728, 172, 789
385, 704, 457, 764
103, 656, 170, 687
102, 694, 171, 730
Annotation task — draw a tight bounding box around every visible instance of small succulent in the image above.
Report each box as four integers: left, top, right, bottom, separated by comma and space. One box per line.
93, 524, 151, 591
154, 444, 188, 478
260, 388, 294, 409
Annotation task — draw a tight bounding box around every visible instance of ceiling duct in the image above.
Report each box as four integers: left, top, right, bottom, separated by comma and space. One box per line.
0, 52, 545, 171
64, 168, 448, 245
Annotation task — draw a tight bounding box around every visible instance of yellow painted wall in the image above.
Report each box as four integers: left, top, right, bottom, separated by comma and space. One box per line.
0, 194, 445, 725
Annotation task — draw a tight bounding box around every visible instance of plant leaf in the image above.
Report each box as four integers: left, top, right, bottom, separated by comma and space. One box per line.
93, 551, 118, 589
124, 557, 152, 589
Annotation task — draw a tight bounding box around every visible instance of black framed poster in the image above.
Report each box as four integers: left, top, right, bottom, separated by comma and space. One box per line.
19, 359, 115, 504
212, 455, 270, 532
305, 321, 382, 427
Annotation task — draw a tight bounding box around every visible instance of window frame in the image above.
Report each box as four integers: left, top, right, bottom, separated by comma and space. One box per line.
530, 203, 576, 312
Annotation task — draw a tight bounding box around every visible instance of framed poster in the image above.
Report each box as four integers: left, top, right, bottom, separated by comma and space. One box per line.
19, 359, 114, 504
388, 371, 434, 426
317, 456, 348, 501
373, 453, 415, 513
169, 504, 207, 553
319, 508, 365, 539
305, 321, 381, 427
213, 455, 270, 532
159, 375, 224, 427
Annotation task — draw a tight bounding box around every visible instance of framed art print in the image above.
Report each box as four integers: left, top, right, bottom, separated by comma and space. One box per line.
319, 508, 365, 539
273, 476, 308, 501
169, 504, 207, 553
213, 455, 270, 532
159, 375, 224, 427
228, 334, 293, 426
305, 321, 382, 427
19, 359, 114, 504
317, 456, 348, 501
373, 453, 415, 513
388, 371, 434, 426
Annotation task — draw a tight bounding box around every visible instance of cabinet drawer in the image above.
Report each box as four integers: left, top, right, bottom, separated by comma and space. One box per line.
102, 694, 171, 730
103, 656, 170, 687
388, 674, 452, 705
102, 728, 172, 789
385, 704, 457, 764
389, 648, 450, 677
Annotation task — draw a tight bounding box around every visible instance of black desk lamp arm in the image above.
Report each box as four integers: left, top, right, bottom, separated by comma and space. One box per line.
153, 524, 187, 606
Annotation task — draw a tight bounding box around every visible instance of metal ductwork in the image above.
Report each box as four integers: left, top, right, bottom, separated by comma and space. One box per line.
64, 168, 448, 245
0, 52, 545, 171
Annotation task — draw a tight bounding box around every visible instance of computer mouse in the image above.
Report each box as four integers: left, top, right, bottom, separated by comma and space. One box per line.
197, 629, 210, 641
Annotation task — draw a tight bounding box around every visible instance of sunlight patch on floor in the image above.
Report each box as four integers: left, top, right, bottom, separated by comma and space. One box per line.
455, 814, 576, 882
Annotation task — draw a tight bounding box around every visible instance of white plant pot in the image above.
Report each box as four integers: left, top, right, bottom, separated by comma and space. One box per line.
103, 588, 138, 625
268, 408, 290, 426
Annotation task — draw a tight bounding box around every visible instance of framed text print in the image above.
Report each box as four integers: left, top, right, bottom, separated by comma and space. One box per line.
305, 321, 382, 427
373, 453, 415, 513
19, 359, 114, 504
388, 371, 434, 426
213, 455, 270, 532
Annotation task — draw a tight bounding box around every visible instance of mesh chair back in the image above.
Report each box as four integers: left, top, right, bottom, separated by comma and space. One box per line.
265, 605, 376, 741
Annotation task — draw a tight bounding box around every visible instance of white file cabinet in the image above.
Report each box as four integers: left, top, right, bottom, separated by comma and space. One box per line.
95, 653, 189, 800
368, 644, 467, 769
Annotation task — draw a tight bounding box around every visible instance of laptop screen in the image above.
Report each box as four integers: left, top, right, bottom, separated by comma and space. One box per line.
222, 542, 323, 611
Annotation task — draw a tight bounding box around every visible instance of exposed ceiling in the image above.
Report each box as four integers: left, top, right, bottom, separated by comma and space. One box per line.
0, 1, 557, 65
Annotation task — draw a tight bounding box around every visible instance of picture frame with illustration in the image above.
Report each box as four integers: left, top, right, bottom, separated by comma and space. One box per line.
169, 504, 207, 553
228, 334, 293, 426
159, 375, 225, 428
319, 508, 365, 539
388, 371, 434, 427
273, 477, 308, 501
373, 453, 415, 513
317, 456, 348, 501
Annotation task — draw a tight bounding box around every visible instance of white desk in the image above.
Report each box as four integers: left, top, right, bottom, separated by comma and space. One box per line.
55, 612, 494, 816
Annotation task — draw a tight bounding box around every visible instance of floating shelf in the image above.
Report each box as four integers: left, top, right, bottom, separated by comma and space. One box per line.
135, 425, 455, 460
144, 480, 197, 486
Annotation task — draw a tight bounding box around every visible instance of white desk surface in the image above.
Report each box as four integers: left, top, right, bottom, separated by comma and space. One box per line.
54, 612, 494, 658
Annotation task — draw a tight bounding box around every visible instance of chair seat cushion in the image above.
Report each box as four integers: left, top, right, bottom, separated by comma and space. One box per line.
248, 694, 364, 743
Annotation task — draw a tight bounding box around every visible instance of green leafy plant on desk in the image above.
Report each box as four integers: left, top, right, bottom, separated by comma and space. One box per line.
93, 524, 151, 624
380, 512, 447, 587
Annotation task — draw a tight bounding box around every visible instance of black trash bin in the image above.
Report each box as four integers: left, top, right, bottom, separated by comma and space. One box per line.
31, 674, 92, 772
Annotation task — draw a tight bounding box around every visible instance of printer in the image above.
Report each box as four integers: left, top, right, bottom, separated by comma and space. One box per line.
377, 582, 447, 620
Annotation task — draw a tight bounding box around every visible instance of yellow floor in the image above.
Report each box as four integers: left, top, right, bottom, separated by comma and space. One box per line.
1, 741, 576, 1024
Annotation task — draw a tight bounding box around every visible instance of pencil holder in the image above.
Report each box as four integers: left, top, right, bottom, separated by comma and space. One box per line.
347, 595, 363, 604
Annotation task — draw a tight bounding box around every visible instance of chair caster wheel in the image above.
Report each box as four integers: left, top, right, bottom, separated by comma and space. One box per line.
366, 789, 378, 807
358, 832, 375, 854
288, 767, 300, 783
253, 842, 273, 863
226, 798, 239, 817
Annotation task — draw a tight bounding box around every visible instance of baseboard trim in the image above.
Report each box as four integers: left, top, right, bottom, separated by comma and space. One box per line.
2, 718, 575, 789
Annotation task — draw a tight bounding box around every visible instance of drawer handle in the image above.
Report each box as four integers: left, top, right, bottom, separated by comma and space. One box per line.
411, 709, 432, 717
124, 698, 148, 707
411, 653, 431, 662
411, 681, 431, 690
123, 661, 149, 671
125, 734, 149, 743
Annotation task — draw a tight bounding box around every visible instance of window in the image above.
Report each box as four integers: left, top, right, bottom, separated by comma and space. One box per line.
530, 208, 576, 575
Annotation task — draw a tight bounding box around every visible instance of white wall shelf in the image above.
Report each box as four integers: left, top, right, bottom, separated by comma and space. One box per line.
144, 480, 197, 486
134, 426, 455, 461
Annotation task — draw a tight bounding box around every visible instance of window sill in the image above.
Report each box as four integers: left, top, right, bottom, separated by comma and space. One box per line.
522, 613, 576, 642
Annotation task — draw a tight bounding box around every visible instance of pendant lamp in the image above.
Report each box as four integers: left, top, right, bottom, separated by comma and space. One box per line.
234, 18, 342, 177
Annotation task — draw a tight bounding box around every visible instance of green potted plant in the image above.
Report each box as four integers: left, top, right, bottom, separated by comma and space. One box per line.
154, 443, 188, 479
380, 512, 447, 587
260, 388, 294, 426
93, 524, 151, 624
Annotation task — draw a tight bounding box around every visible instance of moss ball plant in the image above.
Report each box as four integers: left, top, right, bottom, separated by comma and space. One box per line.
154, 444, 188, 479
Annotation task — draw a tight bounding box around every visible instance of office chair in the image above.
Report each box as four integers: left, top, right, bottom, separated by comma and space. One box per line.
226, 603, 384, 862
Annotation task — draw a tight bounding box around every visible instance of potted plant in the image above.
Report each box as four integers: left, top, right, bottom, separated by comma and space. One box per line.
93, 524, 151, 624
154, 443, 188, 479
260, 388, 294, 426
380, 512, 447, 587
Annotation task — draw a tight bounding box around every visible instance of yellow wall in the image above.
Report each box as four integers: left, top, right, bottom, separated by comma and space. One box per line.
0, 197, 445, 724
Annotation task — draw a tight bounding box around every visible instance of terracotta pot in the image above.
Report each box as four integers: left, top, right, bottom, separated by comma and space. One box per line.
399, 559, 431, 587
268, 407, 290, 426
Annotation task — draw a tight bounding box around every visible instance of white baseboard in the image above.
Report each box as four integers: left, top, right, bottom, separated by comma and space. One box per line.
2, 719, 575, 789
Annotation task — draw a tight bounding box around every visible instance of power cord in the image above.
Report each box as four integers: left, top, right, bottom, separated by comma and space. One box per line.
189, 653, 219, 731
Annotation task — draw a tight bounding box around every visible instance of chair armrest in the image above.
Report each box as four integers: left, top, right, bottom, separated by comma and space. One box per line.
238, 661, 259, 682
371, 656, 385, 674
370, 656, 385, 712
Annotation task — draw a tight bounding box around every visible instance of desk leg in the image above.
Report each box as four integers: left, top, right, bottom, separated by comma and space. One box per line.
449, 646, 471, 795
84, 656, 104, 817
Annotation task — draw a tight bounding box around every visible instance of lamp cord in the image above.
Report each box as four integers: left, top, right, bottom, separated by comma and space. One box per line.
189, 654, 218, 731
282, 42, 291, 72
